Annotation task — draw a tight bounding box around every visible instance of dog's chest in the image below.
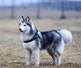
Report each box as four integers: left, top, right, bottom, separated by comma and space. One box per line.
23, 41, 37, 50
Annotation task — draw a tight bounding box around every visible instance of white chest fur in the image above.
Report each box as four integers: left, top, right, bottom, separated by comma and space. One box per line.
23, 41, 37, 51
20, 33, 33, 42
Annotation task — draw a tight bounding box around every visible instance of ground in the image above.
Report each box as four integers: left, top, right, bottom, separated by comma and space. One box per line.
0, 19, 81, 68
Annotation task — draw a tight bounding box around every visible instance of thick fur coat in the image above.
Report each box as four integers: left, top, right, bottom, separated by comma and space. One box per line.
19, 16, 72, 66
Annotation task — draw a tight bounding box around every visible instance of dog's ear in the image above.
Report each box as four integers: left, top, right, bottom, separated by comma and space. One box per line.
21, 16, 24, 19
20, 16, 24, 22
26, 16, 30, 22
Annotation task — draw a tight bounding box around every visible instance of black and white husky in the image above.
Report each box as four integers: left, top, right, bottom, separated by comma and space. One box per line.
19, 16, 72, 66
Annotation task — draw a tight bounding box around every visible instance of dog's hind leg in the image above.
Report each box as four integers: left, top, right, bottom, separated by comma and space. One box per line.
57, 56, 61, 65
47, 48, 56, 65
53, 46, 63, 66
55, 41, 64, 65
55, 53, 61, 65
54, 39, 64, 66
54, 52, 61, 66
47, 48, 62, 65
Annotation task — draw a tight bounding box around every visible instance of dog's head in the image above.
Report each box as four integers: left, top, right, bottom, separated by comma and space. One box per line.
19, 16, 32, 33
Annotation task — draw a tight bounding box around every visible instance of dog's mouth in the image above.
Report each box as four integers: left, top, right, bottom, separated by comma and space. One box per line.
19, 28, 23, 32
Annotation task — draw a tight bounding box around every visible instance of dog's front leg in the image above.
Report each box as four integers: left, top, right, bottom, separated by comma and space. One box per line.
25, 49, 32, 66
33, 48, 40, 66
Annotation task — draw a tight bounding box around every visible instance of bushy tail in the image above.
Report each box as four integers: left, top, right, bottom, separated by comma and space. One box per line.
58, 29, 72, 44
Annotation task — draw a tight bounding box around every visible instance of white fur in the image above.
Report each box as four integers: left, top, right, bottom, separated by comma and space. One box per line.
58, 29, 72, 44
57, 39, 64, 55
23, 40, 40, 66
20, 33, 33, 42
25, 49, 31, 65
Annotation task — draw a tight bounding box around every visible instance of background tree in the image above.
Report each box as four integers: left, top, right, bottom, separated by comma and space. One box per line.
10, 0, 15, 19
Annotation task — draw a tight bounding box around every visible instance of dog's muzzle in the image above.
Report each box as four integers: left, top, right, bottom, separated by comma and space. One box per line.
19, 28, 23, 32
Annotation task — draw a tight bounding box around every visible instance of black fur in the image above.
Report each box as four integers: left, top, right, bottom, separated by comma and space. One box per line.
41, 30, 62, 49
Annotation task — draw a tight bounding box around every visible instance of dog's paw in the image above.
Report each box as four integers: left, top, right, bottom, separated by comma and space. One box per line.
34, 64, 39, 67
55, 62, 61, 66
25, 63, 31, 66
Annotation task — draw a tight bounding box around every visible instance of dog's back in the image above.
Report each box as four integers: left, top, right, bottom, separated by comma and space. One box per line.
40, 30, 62, 49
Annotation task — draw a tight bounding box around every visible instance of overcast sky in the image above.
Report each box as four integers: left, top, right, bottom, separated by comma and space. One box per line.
0, 0, 39, 6
0, 0, 81, 6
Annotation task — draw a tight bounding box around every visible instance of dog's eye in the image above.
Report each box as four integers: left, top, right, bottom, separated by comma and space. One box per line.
24, 25, 26, 26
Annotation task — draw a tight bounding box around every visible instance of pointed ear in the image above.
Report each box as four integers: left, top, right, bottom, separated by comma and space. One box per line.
20, 16, 24, 22
21, 16, 24, 19
26, 16, 30, 22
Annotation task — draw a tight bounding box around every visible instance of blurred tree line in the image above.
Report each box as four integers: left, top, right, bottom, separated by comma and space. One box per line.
0, 0, 81, 19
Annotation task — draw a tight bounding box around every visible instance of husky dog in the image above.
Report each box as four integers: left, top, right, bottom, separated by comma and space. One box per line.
19, 16, 72, 66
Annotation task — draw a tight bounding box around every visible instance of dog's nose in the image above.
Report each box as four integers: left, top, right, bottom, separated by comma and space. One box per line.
19, 28, 21, 31
19, 28, 23, 32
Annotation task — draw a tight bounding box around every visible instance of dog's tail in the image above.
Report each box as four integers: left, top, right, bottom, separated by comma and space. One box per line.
58, 29, 72, 44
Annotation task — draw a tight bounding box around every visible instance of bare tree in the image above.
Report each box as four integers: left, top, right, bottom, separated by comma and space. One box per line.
10, 0, 15, 19
36, 0, 41, 19
60, 0, 66, 19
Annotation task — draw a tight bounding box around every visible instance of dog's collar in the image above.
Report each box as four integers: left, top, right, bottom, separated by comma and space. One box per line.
23, 30, 39, 43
